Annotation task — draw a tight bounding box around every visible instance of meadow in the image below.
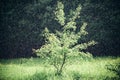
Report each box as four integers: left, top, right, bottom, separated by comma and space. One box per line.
0, 56, 120, 80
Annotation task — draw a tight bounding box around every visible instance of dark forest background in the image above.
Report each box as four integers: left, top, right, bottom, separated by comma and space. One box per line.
0, 0, 120, 59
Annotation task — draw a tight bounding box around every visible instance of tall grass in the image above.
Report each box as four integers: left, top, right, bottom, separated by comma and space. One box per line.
0, 57, 120, 80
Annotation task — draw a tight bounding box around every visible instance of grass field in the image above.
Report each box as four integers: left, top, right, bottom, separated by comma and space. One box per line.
0, 56, 120, 80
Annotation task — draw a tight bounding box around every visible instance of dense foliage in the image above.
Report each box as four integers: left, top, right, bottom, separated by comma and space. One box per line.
0, 0, 120, 58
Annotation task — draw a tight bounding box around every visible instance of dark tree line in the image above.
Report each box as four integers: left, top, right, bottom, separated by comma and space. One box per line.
0, 0, 120, 58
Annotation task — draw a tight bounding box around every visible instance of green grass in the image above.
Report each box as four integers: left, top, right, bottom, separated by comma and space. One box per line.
0, 57, 120, 80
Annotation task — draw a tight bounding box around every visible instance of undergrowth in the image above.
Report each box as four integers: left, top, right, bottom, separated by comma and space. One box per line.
0, 57, 120, 80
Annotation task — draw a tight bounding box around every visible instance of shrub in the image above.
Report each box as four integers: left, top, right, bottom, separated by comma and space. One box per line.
34, 1, 97, 75
106, 63, 120, 80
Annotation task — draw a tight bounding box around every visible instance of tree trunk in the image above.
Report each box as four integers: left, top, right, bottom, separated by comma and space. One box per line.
57, 52, 67, 75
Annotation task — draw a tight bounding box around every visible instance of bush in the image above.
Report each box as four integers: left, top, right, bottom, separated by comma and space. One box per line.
106, 63, 120, 80
34, 1, 97, 75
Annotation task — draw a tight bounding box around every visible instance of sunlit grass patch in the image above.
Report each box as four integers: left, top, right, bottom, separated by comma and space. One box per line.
0, 57, 120, 80
0, 59, 53, 80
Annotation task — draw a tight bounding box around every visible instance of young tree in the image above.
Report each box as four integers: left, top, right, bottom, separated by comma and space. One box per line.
34, 1, 97, 75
